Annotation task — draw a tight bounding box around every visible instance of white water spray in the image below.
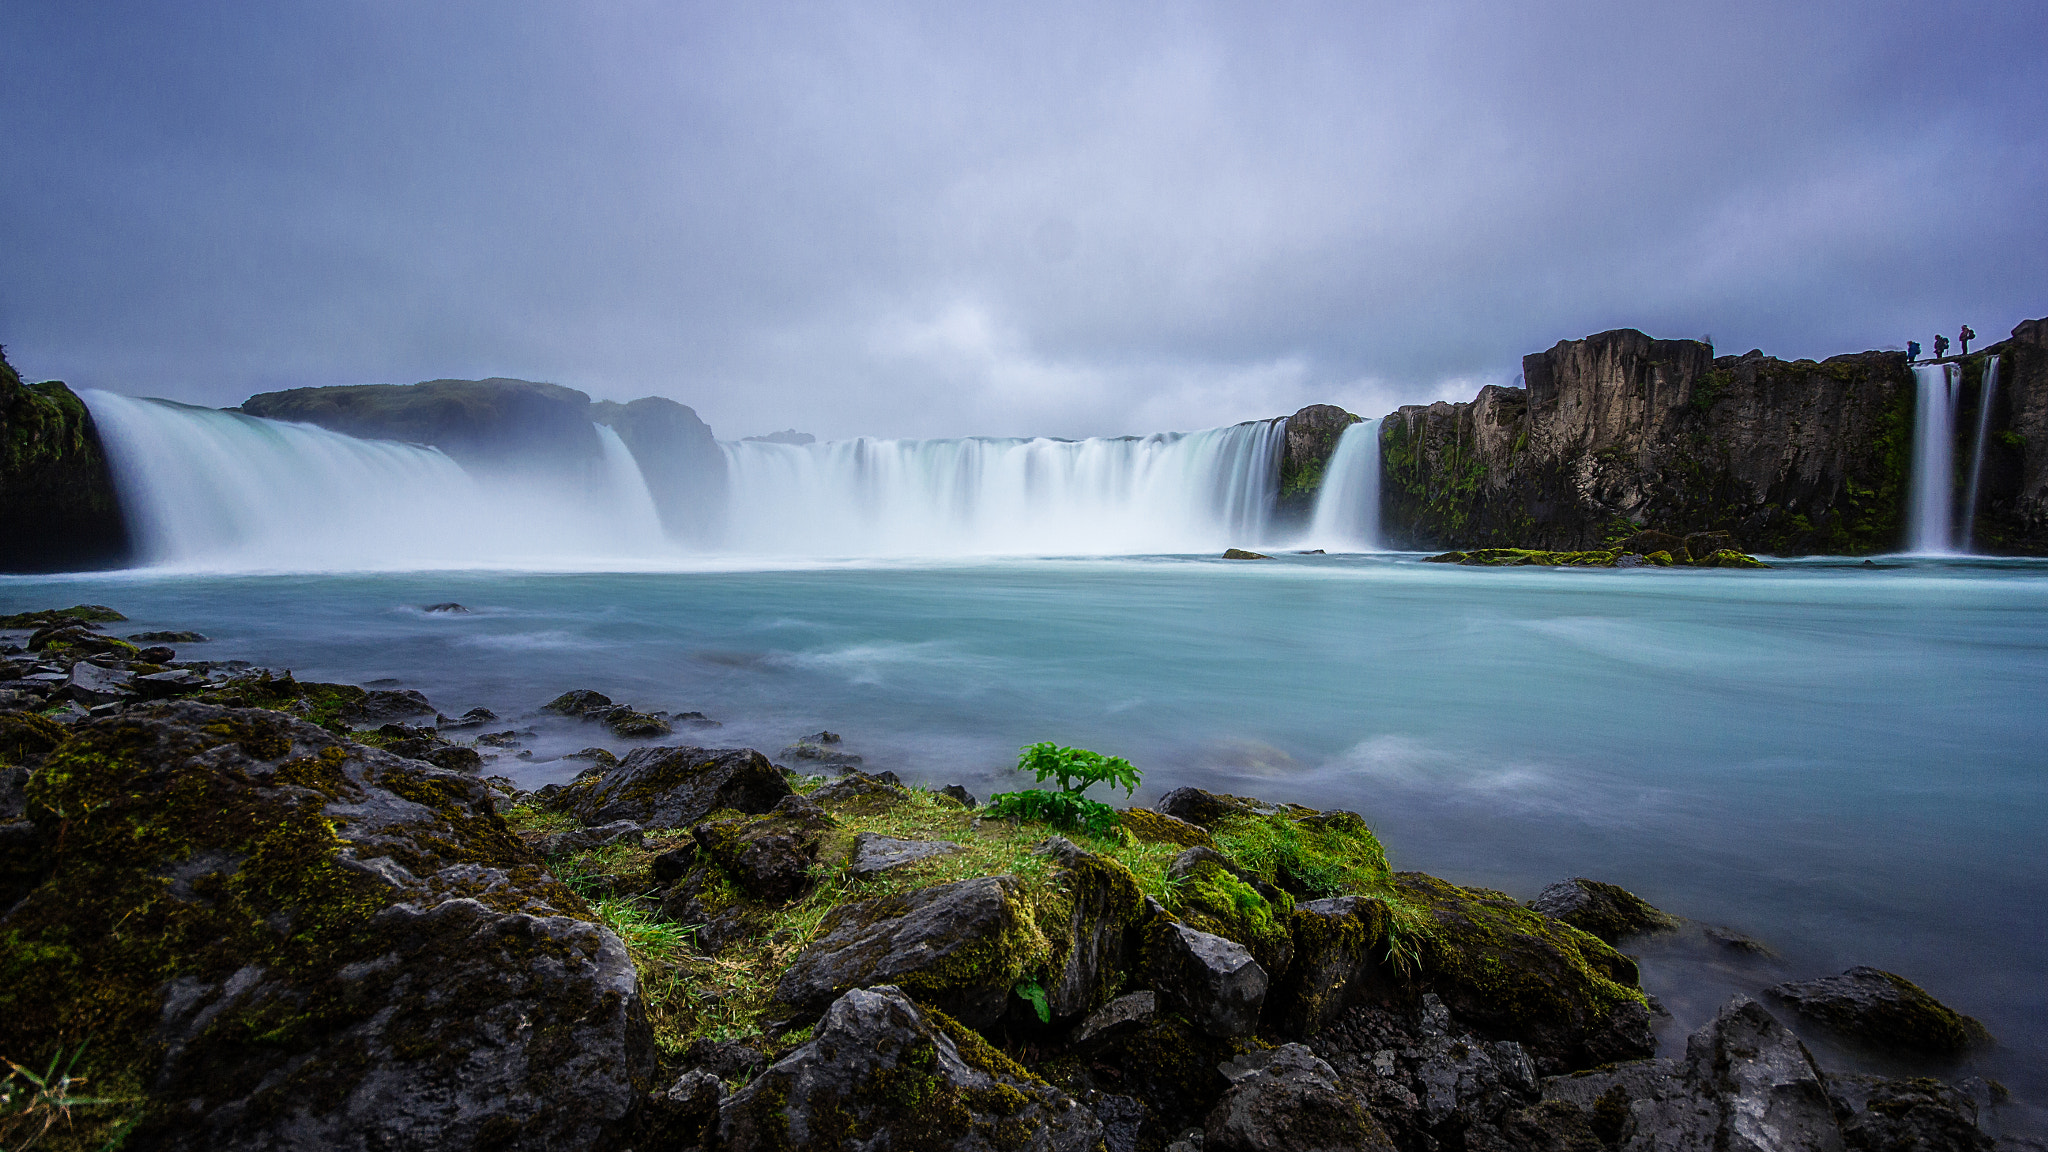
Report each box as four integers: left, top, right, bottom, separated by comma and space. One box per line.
717, 421, 1288, 555
1905, 364, 1960, 554
1304, 418, 1383, 550
1962, 355, 2000, 553
85, 392, 672, 570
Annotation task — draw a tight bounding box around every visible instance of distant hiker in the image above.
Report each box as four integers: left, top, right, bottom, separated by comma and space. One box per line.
1935, 334, 1950, 358
1907, 340, 1921, 361
1960, 325, 1975, 355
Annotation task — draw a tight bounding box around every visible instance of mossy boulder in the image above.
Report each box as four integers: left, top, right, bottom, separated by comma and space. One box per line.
556, 744, 791, 829
1208, 807, 1392, 900
1765, 967, 1992, 1056
1034, 837, 1146, 1019
0, 709, 68, 765
1527, 877, 1681, 945
1118, 807, 1217, 849
1206, 1043, 1392, 1152
718, 985, 1103, 1151
692, 794, 836, 903
1167, 847, 1294, 980
1270, 895, 1392, 1037
806, 769, 912, 815
0, 604, 126, 628
1394, 872, 1654, 1074
775, 875, 1053, 1030
0, 701, 653, 1150
1149, 921, 1268, 1039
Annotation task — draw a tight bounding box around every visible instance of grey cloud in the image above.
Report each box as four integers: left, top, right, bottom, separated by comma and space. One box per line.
1, 0, 2043, 440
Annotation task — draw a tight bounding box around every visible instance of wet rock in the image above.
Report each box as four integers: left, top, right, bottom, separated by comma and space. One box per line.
850, 831, 965, 877
0, 711, 69, 768
775, 875, 1038, 1028
1072, 991, 1157, 1047
1155, 787, 1292, 829
1830, 1075, 1993, 1152
1222, 548, 1271, 559
63, 661, 136, 705
1528, 877, 1681, 945
436, 706, 498, 730
421, 602, 470, 613
1703, 925, 1777, 956
350, 687, 436, 723
562, 746, 618, 766
134, 645, 177, 663
130, 630, 209, 643
603, 709, 673, 738
781, 739, 863, 767
1168, 846, 1294, 981
1766, 967, 1992, 1056
940, 783, 979, 808
672, 710, 722, 728
692, 794, 834, 902
540, 819, 646, 858
802, 729, 841, 744
556, 745, 791, 830
1206, 1043, 1391, 1152
650, 846, 696, 885
30, 623, 138, 659
1151, 922, 1268, 1039
1396, 871, 1655, 1074
681, 1037, 771, 1083
544, 689, 613, 715
719, 985, 1103, 1151
640, 1069, 725, 1148
5, 701, 653, 1150
1308, 993, 1543, 1150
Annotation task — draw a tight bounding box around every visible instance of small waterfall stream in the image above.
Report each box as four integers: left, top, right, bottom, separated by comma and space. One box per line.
1906, 363, 1960, 554
1305, 418, 1383, 550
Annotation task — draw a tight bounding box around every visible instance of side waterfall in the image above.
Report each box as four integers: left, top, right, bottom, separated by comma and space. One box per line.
718, 421, 1288, 555
1905, 363, 1960, 555
1305, 418, 1383, 550
84, 392, 671, 569
1962, 355, 2000, 552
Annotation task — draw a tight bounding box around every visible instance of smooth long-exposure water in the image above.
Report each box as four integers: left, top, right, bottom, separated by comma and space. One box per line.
7, 555, 2044, 1105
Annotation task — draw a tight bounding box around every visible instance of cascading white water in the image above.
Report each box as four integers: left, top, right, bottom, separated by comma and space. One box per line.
84, 391, 672, 569
717, 421, 1288, 555
1962, 355, 2000, 553
1303, 418, 1383, 550
1905, 363, 1960, 555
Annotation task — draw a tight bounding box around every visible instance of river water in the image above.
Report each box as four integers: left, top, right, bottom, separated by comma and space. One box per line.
6, 553, 2044, 1103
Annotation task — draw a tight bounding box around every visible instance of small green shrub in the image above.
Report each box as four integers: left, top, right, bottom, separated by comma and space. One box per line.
1014, 742, 1141, 798
984, 789, 1121, 838
987, 742, 1141, 839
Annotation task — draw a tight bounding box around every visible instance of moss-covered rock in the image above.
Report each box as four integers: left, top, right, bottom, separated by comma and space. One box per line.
774, 875, 1053, 1030
0, 351, 129, 573
717, 985, 1102, 1151
1118, 807, 1217, 850
1394, 872, 1653, 1074
1765, 967, 1992, 1056
1527, 877, 1681, 945
693, 794, 836, 903
0, 701, 653, 1150
556, 745, 791, 830
1270, 895, 1392, 1037
1209, 807, 1391, 900
0, 604, 127, 629
1034, 837, 1145, 1019
1167, 847, 1294, 980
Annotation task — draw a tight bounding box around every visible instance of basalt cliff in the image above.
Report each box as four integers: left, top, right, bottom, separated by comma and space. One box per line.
1368, 315, 2048, 555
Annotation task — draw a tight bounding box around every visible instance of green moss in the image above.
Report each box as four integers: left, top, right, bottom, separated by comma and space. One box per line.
1118, 808, 1216, 850
1171, 859, 1293, 977
1211, 808, 1390, 898
0, 710, 69, 765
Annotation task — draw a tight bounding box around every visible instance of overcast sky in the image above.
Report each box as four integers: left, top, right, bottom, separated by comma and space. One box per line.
3, 2, 2044, 440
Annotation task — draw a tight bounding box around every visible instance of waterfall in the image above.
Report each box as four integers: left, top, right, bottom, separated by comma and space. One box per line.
716, 420, 1288, 555
84, 392, 672, 570
1905, 364, 1960, 554
1962, 355, 2000, 553
1305, 418, 1383, 550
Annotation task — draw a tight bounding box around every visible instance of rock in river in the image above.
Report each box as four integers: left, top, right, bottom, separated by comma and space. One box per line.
1765, 967, 1992, 1056
554, 744, 791, 829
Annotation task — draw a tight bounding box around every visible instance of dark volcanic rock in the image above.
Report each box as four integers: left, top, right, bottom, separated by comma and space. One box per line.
1766, 967, 1993, 1056
1035, 836, 1145, 1019
545, 689, 613, 715
940, 783, 978, 808
849, 831, 965, 877
692, 794, 834, 902
1155, 787, 1289, 829
421, 602, 469, 613
131, 630, 210, 643
1833, 1075, 1993, 1152
591, 396, 728, 546
1206, 1043, 1391, 1152
1528, 877, 1681, 945
1222, 548, 1271, 559
1396, 871, 1655, 1074
1277, 404, 1364, 524
602, 709, 672, 738
719, 985, 1102, 1152
557, 744, 791, 830
241, 377, 605, 475
539, 819, 645, 858
1272, 894, 1391, 1037
63, 661, 136, 705
2, 701, 652, 1150
806, 769, 910, 813
1310, 993, 1543, 1149
350, 687, 436, 723
1151, 921, 1268, 1039
0, 351, 129, 572
775, 875, 1038, 1029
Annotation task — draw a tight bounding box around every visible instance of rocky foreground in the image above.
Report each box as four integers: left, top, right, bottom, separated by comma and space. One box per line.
0, 606, 2029, 1151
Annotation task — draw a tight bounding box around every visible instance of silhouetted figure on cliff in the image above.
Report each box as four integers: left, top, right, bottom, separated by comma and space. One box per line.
1935, 334, 1950, 359
1907, 340, 1921, 361
1960, 325, 1975, 355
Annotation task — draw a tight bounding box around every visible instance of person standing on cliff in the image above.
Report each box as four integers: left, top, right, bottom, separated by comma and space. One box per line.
1908, 340, 1921, 361
1935, 334, 1950, 359
1960, 325, 1975, 355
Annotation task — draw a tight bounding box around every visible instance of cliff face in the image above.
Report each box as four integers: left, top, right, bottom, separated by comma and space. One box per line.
1381, 329, 1929, 555
591, 397, 728, 544
0, 350, 129, 571
1276, 404, 1362, 526
1981, 317, 2048, 551
242, 379, 729, 545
